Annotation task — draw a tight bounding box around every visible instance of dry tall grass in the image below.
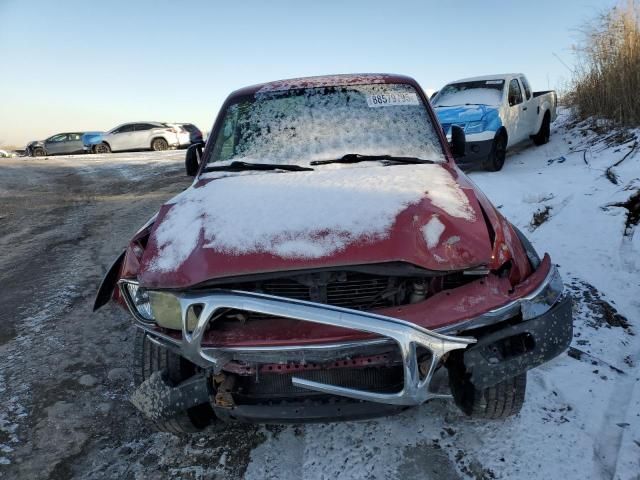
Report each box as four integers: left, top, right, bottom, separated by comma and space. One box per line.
569, 0, 640, 125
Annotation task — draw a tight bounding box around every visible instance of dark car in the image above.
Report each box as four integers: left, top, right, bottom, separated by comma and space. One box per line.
26, 132, 98, 157
95, 74, 572, 433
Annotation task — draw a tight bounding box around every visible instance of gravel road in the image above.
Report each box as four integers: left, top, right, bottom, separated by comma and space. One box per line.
0, 152, 268, 479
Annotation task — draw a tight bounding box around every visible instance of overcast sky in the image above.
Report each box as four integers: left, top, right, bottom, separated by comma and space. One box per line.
0, 0, 615, 146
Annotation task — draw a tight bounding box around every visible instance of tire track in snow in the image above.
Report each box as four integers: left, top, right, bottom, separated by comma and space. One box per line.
593, 350, 640, 479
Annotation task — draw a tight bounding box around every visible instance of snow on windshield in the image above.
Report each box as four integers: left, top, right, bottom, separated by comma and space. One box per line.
433, 81, 504, 107
256, 74, 388, 93
208, 83, 445, 165
148, 164, 475, 271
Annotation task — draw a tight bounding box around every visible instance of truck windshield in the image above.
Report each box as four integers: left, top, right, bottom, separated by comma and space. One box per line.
206, 83, 445, 167
433, 80, 504, 107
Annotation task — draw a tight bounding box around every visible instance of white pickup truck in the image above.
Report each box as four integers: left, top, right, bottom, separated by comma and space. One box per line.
431, 73, 557, 171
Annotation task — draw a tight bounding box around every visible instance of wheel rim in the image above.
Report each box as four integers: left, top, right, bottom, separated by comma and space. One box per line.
156, 140, 167, 151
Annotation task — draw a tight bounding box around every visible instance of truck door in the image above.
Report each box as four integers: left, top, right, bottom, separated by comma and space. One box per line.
506, 78, 525, 144
518, 76, 538, 139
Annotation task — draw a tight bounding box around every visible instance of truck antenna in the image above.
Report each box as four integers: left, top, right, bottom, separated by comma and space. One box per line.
552, 52, 574, 73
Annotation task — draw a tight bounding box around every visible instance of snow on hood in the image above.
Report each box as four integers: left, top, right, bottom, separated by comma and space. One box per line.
147, 164, 476, 273
434, 105, 494, 124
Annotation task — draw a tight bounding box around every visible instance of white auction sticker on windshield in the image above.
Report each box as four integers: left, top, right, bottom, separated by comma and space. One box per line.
366, 91, 420, 107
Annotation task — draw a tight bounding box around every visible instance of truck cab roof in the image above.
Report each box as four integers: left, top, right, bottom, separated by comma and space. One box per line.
228, 73, 421, 99
446, 73, 525, 84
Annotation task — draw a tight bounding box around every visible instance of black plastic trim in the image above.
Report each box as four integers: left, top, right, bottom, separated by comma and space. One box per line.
463, 293, 572, 389
93, 250, 125, 311
213, 399, 407, 424
454, 139, 493, 169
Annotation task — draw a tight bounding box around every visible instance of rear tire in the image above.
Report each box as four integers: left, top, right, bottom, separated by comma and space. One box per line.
533, 113, 551, 146
151, 138, 169, 151
93, 143, 111, 154
448, 353, 526, 419
483, 132, 507, 172
133, 329, 215, 434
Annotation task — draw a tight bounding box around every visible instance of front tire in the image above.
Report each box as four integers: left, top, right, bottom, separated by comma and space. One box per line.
133, 329, 215, 434
151, 138, 169, 151
448, 353, 526, 419
32, 147, 46, 157
483, 132, 507, 172
93, 143, 111, 154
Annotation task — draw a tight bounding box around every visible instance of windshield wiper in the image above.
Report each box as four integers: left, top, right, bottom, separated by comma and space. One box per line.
435, 103, 487, 107
203, 161, 314, 173
310, 154, 436, 166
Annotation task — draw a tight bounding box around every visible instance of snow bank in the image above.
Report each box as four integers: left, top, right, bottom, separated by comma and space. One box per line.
149, 164, 475, 272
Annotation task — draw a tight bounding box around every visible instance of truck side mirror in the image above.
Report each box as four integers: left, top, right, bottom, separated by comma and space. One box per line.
185, 142, 204, 176
450, 125, 466, 158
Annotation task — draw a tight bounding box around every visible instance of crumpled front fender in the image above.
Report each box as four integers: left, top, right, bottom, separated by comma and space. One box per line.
93, 251, 125, 311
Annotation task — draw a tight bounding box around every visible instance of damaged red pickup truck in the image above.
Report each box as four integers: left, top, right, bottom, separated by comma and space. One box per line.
94, 74, 572, 433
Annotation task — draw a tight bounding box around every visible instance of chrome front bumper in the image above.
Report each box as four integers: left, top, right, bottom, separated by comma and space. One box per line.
119, 264, 565, 407
120, 285, 475, 406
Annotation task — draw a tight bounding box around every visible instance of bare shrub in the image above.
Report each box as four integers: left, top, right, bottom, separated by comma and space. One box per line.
568, 0, 640, 126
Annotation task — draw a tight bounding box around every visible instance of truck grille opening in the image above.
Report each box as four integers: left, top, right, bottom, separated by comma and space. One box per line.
234, 365, 404, 402
208, 269, 484, 325
260, 274, 392, 310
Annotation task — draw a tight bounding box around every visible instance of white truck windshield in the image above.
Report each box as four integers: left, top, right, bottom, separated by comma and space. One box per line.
433, 80, 505, 107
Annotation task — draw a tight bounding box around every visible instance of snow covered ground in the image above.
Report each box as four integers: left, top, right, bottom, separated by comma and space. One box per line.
0, 113, 638, 479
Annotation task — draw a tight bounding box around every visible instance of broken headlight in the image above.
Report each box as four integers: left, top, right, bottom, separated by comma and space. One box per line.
122, 281, 203, 330
125, 283, 154, 321
513, 225, 541, 269
147, 291, 199, 331
148, 291, 181, 330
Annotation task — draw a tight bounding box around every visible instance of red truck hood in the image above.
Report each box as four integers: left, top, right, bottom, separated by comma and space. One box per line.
138, 164, 493, 288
